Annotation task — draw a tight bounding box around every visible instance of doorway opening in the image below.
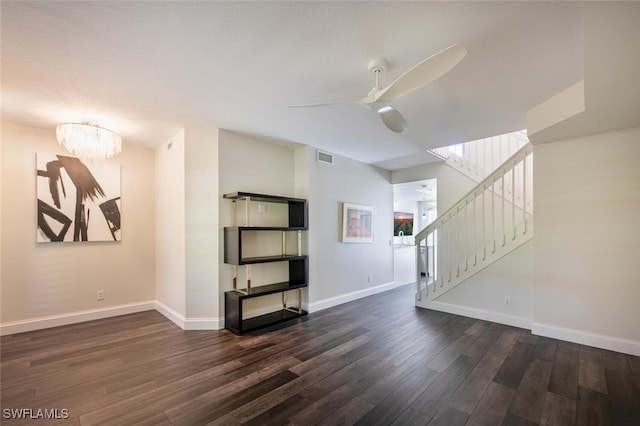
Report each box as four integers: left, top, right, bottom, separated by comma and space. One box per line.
392, 179, 437, 286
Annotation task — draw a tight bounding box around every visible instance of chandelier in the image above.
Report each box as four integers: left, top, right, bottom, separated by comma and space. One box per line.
56, 123, 122, 161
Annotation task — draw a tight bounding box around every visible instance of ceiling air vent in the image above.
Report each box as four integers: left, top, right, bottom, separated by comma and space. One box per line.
316, 150, 334, 165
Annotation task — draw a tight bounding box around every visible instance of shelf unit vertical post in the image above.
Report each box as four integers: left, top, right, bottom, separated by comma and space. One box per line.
282, 231, 286, 257
245, 196, 251, 227
232, 265, 237, 290
232, 199, 237, 226
246, 265, 252, 293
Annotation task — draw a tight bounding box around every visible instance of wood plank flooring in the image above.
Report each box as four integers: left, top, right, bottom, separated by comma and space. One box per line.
1, 284, 639, 425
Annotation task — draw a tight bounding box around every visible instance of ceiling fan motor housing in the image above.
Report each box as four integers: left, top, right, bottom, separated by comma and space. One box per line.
368, 58, 389, 75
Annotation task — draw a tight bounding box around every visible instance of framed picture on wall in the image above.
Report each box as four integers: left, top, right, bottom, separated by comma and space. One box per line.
341, 202, 374, 243
393, 212, 414, 236
36, 153, 122, 243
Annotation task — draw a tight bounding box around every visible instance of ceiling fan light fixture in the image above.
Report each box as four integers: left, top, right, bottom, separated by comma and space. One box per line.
376, 105, 394, 114
56, 122, 122, 161
378, 107, 408, 133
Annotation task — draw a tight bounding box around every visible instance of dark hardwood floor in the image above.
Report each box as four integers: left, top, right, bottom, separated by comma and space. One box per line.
1, 284, 639, 425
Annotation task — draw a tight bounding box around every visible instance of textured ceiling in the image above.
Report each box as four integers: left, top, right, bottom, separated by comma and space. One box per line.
1, 2, 637, 170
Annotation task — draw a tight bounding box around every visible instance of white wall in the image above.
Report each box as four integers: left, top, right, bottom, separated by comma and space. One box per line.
532, 127, 640, 353
0, 126, 397, 332
392, 192, 419, 285
420, 126, 640, 355
392, 162, 476, 215
155, 130, 186, 319
1, 121, 156, 333
218, 130, 297, 317
0, 122, 3, 325
432, 240, 533, 329
184, 126, 220, 326
392, 154, 533, 328
303, 148, 395, 311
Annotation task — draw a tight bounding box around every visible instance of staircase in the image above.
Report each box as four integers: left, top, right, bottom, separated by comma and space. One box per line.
415, 139, 534, 304
428, 130, 528, 183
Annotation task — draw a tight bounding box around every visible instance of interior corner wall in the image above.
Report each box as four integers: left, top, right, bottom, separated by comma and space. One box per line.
306, 149, 395, 311
294, 146, 310, 199
391, 161, 477, 215
218, 130, 297, 316
1, 121, 156, 330
532, 126, 640, 354
155, 129, 186, 319
184, 126, 219, 326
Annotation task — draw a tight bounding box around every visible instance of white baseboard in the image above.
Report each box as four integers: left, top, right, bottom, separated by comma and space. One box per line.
417, 302, 640, 357
308, 281, 401, 313
0, 301, 223, 336
420, 300, 533, 330
153, 300, 186, 329
184, 318, 223, 330
0, 301, 155, 336
153, 301, 223, 330
2, 297, 638, 357
532, 322, 640, 357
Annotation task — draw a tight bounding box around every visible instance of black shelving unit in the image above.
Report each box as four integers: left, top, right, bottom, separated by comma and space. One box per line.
223, 192, 308, 335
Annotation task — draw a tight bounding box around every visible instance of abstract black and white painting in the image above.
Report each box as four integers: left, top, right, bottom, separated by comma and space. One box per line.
37, 153, 121, 242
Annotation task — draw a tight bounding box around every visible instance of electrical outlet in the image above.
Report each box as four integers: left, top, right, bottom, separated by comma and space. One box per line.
97, 290, 105, 301
504, 296, 511, 306
368, 275, 373, 283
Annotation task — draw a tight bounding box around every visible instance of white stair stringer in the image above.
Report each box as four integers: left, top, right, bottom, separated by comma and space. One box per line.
416, 219, 533, 305
415, 142, 534, 304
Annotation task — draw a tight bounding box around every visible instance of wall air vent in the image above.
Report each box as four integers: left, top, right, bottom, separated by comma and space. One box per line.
316, 150, 334, 165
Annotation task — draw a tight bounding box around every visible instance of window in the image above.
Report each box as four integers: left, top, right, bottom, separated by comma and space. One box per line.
448, 143, 464, 157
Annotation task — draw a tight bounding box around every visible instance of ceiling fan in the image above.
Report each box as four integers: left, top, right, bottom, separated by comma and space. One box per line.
289, 44, 467, 133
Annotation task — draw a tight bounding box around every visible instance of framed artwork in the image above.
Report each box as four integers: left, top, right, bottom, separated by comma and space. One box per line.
36, 153, 121, 242
341, 202, 374, 243
394, 212, 414, 236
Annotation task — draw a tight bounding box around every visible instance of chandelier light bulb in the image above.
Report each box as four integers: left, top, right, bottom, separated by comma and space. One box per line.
56, 123, 122, 161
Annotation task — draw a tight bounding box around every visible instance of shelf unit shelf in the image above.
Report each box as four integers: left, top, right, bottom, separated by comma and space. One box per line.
223, 192, 308, 335
224, 297, 308, 335
223, 192, 307, 229
223, 227, 306, 265
231, 280, 308, 298
229, 254, 306, 266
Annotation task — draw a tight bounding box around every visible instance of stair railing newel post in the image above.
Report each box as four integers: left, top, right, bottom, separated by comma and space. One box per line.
491, 176, 496, 254
447, 212, 452, 284
464, 200, 469, 273
501, 169, 506, 247
416, 242, 421, 299
523, 148, 528, 235
482, 183, 487, 261
512, 161, 517, 241
455, 207, 459, 279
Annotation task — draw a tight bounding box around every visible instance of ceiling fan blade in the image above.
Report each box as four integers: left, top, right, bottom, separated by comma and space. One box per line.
375, 44, 467, 104
378, 105, 408, 133
288, 101, 349, 108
